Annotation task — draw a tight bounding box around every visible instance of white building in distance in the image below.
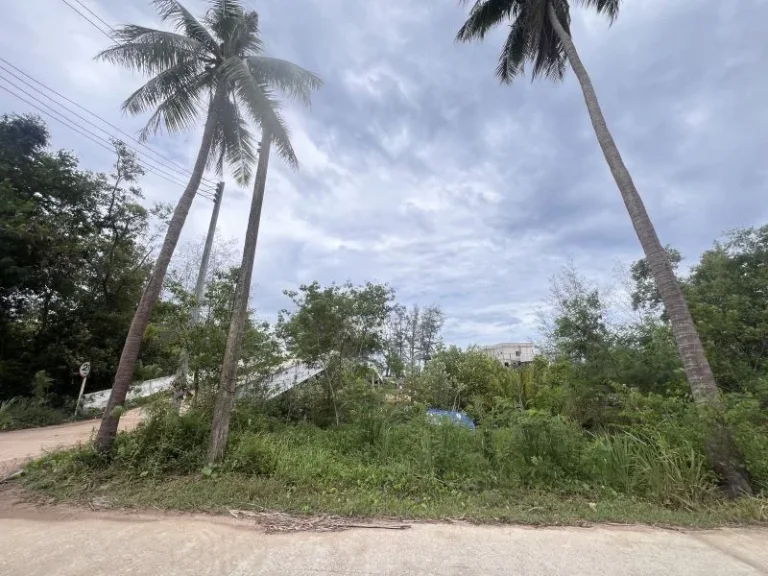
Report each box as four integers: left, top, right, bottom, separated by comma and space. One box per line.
482, 342, 536, 366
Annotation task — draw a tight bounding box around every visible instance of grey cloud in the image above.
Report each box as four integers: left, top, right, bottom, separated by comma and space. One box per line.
2, 0, 767, 347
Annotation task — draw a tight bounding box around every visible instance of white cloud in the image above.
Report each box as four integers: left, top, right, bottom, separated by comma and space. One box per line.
1, 0, 766, 348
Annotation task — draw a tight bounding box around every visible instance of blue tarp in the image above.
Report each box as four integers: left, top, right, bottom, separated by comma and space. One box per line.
426, 409, 476, 430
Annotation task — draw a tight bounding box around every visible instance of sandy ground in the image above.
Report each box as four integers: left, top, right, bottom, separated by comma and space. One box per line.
0, 410, 142, 479
2, 415, 768, 575
0, 492, 767, 576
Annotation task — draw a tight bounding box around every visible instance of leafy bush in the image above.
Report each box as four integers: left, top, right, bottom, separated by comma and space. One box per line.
485, 411, 585, 486
226, 432, 278, 476
726, 394, 768, 493
112, 405, 211, 476
0, 396, 71, 430
24, 379, 765, 511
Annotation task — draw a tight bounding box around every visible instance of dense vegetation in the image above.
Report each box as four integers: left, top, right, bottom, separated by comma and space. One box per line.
22, 223, 768, 522
0, 114, 157, 427
4, 110, 768, 522
4, 0, 746, 505
0, 115, 279, 429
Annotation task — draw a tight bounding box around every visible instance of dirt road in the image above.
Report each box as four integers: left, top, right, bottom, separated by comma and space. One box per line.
1, 496, 767, 576
0, 410, 142, 479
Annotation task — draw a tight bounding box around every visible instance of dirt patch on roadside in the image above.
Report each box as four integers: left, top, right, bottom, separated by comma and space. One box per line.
0, 410, 144, 481
0, 483, 412, 533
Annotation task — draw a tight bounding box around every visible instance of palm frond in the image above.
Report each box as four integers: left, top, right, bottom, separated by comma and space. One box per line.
137, 71, 212, 141
220, 57, 298, 168
575, 0, 620, 22
152, 0, 219, 54
246, 56, 322, 106
456, 0, 519, 42
209, 94, 256, 185
457, 0, 571, 84
228, 10, 262, 56
122, 61, 206, 116
205, 0, 256, 55
527, 0, 567, 81
97, 27, 206, 74
495, 18, 529, 83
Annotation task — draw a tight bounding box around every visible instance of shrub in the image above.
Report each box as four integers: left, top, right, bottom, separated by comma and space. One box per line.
726, 394, 768, 493
228, 399, 273, 435
0, 397, 69, 430
112, 405, 211, 476
485, 410, 586, 486
226, 432, 278, 476
416, 421, 486, 484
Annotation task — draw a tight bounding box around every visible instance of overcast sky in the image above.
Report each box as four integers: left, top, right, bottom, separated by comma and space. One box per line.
1, 0, 766, 346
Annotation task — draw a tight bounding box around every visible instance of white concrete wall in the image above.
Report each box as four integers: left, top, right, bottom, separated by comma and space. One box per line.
82, 375, 175, 410
82, 361, 325, 410
261, 361, 324, 399
482, 343, 536, 365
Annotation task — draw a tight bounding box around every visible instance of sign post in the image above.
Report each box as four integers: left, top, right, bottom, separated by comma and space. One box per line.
74, 362, 91, 417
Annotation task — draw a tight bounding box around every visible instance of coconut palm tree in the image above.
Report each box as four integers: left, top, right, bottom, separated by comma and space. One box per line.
456, 0, 751, 496
94, 0, 302, 452
208, 59, 322, 463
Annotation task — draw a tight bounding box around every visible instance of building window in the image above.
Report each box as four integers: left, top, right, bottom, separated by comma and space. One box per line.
515, 350, 521, 357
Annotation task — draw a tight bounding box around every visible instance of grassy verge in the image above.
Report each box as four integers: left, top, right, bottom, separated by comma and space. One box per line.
19, 466, 768, 527
17, 402, 768, 528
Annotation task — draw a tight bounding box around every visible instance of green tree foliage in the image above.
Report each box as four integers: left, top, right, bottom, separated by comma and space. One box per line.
275, 281, 393, 426
685, 227, 768, 397
384, 303, 444, 377
277, 281, 394, 365
630, 228, 768, 397
456, 0, 752, 497
631, 246, 682, 313
0, 115, 155, 400
96, 0, 323, 453
142, 267, 283, 397
22, 226, 768, 505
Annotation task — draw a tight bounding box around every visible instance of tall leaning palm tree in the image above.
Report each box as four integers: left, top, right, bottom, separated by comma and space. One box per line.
94, 0, 298, 452
208, 57, 322, 463
457, 0, 751, 496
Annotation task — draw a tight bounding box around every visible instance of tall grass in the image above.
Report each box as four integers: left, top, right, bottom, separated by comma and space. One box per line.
586, 431, 715, 508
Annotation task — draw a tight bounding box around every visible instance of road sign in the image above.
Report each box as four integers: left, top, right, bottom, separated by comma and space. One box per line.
75, 362, 91, 417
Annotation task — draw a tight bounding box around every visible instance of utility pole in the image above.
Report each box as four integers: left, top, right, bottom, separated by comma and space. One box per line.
191, 181, 225, 325
173, 182, 225, 406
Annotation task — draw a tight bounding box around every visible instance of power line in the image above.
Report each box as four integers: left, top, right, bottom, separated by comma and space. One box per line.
70, 0, 116, 34
0, 57, 217, 188
0, 67, 193, 189
0, 61, 218, 186
59, 0, 113, 42
49, 2, 220, 190
0, 68, 200, 192
11, 30, 217, 187
14, 2, 221, 198
49, 2, 219, 188
0, 64, 198, 186
0, 81, 216, 201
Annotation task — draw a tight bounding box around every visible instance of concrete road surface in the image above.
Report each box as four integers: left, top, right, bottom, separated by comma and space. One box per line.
1, 499, 767, 576
0, 410, 142, 479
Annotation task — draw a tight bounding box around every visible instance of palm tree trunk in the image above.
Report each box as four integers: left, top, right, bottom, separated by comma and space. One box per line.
547, 4, 751, 497
94, 87, 225, 452
208, 130, 272, 463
